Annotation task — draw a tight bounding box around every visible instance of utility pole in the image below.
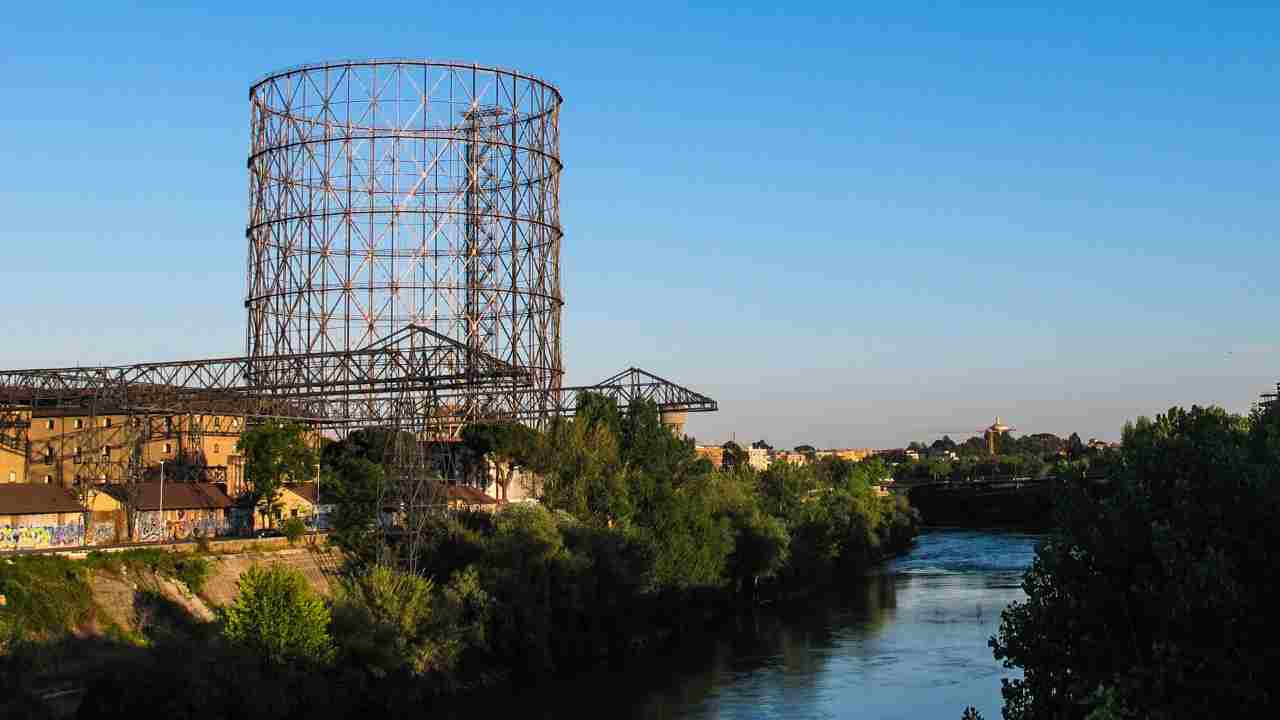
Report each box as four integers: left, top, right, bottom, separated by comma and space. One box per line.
159, 459, 165, 543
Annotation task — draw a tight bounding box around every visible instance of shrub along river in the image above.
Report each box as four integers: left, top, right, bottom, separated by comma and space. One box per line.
442, 529, 1040, 719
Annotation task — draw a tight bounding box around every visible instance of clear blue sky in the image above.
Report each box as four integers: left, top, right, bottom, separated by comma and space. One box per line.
2, 2, 1277, 448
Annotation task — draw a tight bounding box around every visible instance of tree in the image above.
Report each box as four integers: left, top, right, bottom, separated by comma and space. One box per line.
237, 421, 316, 529
221, 565, 334, 665
460, 422, 542, 501
992, 404, 1280, 718
721, 441, 749, 470
751, 439, 773, 451
725, 509, 789, 596
1066, 432, 1085, 459
324, 455, 385, 563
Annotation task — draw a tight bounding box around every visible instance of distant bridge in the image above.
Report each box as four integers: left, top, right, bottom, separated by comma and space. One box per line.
902, 475, 1111, 528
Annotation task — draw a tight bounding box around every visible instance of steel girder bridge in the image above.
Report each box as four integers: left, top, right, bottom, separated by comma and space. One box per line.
0, 325, 717, 446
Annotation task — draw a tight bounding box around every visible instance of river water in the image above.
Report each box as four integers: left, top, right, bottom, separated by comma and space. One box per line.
450, 529, 1040, 719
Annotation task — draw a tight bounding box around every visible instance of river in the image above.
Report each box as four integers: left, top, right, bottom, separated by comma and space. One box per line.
447, 528, 1041, 719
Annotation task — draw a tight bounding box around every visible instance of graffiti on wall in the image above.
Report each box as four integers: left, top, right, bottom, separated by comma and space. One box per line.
91, 522, 116, 545
166, 515, 225, 540
135, 510, 230, 542
0, 522, 84, 550
137, 512, 164, 542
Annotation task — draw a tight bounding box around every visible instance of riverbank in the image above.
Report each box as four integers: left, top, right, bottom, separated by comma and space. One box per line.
1, 505, 918, 718
430, 529, 1039, 720
0, 544, 338, 717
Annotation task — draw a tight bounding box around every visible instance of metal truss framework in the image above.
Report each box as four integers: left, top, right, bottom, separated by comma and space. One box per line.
0, 59, 718, 492
247, 60, 564, 424
1263, 383, 1279, 411
0, 328, 717, 447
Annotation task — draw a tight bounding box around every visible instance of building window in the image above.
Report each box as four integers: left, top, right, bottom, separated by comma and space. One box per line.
43, 475, 52, 484
45, 447, 54, 462
73, 446, 82, 462
74, 418, 83, 429
164, 442, 173, 454
45, 419, 54, 430
6, 471, 14, 483
102, 417, 112, 428
213, 444, 220, 454
101, 446, 110, 457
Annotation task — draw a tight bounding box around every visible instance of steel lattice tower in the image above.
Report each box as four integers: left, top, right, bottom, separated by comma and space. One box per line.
245, 60, 564, 427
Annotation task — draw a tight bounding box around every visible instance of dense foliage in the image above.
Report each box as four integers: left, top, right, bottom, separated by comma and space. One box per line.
237, 420, 318, 527
991, 402, 1280, 718
894, 430, 1121, 483
221, 565, 335, 665
7, 393, 921, 717
311, 393, 920, 690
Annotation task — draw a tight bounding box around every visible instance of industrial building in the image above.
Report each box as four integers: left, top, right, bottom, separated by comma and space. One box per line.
0, 60, 718, 548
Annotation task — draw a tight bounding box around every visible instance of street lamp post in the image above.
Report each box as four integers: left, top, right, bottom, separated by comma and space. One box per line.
159, 460, 165, 544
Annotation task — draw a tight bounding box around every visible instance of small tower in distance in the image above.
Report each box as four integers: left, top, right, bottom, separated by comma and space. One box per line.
984, 417, 1014, 455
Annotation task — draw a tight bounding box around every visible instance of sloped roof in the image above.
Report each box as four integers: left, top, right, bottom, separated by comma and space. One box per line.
445, 485, 499, 505
0, 483, 84, 515
284, 482, 319, 504
99, 483, 233, 510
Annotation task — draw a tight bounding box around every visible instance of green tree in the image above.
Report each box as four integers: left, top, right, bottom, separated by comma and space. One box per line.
324, 455, 385, 563
1066, 431, 1086, 458
461, 421, 542, 501
721, 440, 749, 471
538, 415, 630, 527
238, 421, 316, 529
332, 564, 488, 682
221, 565, 334, 665
725, 508, 789, 594
992, 404, 1280, 718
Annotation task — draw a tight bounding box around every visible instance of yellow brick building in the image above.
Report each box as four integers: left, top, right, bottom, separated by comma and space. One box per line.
3, 409, 248, 493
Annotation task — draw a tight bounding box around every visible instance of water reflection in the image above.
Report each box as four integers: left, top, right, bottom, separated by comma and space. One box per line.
441, 529, 1039, 720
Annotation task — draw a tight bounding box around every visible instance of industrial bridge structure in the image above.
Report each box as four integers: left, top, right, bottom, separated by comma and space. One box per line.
0, 60, 718, 491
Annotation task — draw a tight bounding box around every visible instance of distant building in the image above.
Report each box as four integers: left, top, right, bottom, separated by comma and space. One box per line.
96, 482, 234, 542
747, 447, 770, 471
444, 485, 501, 513
0, 445, 24, 484
0, 483, 86, 551
0, 407, 252, 492
774, 450, 809, 467
824, 445, 875, 461
695, 445, 725, 469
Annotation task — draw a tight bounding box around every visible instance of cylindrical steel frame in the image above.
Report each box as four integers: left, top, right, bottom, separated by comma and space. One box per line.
246, 60, 564, 423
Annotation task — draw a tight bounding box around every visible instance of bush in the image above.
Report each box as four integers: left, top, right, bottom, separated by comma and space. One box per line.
281, 517, 307, 545
333, 563, 489, 687
84, 549, 212, 596
0, 555, 94, 646
221, 565, 334, 665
